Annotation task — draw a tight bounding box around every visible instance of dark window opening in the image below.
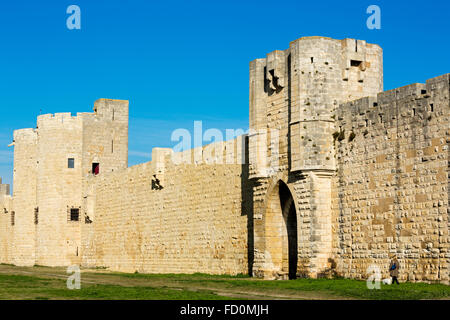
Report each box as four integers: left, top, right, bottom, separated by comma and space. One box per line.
70, 208, 79, 222
111, 140, 114, 153
34, 207, 39, 225
430, 104, 434, 112
263, 66, 268, 93
11, 211, 15, 226
92, 163, 99, 175
413, 108, 416, 116
310, 57, 314, 63
68, 158, 75, 169
351, 60, 362, 67
112, 109, 115, 121
151, 175, 163, 190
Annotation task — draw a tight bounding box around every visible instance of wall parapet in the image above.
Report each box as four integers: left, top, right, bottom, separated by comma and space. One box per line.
336, 74, 449, 134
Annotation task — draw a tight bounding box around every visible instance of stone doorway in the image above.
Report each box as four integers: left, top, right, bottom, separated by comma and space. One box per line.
263, 180, 298, 279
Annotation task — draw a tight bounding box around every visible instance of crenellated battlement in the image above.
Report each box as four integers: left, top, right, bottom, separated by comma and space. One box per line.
13, 128, 37, 141
0, 36, 448, 283
336, 73, 449, 134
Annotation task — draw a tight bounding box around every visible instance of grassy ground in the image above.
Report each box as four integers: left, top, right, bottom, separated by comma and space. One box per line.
0, 264, 448, 300
0, 274, 230, 300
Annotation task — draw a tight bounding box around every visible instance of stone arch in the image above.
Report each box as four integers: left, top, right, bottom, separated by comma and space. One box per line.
260, 179, 298, 279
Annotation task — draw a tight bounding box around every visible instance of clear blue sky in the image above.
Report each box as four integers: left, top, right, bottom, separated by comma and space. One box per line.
0, 0, 449, 188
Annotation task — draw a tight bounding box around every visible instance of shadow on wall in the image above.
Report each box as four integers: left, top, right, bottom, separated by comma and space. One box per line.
317, 258, 339, 279
241, 135, 254, 276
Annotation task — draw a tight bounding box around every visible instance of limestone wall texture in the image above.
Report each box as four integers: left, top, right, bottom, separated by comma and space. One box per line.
0, 99, 128, 267
332, 75, 449, 283
0, 178, 13, 263
83, 139, 250, 275
249, 37, 384, 279
0, 36, 448, 284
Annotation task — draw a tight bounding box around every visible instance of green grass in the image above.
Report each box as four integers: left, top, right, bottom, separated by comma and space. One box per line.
0, 269, 448, 300
0, 274, 233, 300
111, 272, 450, 300
189, 278, 450, 300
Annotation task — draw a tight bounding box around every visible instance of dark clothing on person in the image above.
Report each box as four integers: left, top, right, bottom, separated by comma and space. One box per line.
389, 258, 400, 284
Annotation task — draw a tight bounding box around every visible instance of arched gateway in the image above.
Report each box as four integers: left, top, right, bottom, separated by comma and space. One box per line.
263, 180, 298, 279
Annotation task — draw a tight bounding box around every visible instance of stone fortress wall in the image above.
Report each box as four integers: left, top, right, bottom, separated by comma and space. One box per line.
84, 140, 250, 275
0, 36, 448, 283
0, 99, 128, 267
332, 75, 449, 282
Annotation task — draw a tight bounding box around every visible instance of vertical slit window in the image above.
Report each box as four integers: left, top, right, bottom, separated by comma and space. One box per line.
92, 163, 99, 175
34, 207, 39, 225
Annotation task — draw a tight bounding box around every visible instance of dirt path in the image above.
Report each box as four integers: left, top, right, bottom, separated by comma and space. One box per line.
0, 265, 351, 300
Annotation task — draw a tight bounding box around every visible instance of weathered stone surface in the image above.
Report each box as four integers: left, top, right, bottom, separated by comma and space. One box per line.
0, 36, 448, 284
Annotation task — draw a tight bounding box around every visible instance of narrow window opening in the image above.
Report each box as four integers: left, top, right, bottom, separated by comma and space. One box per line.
70, 208, 80, 222
68, 158, 75, 169
92, 163, 99, 175
310, 57, 314, 63
11, 211, 15, 226
430, 104, 434, 112
365, 119, 368, 127
263, 66, 268, 93
351, 60, 362, 67
111, 140, 114, 153
413, 108, 416, 116
151, 174, 164, 190
34, 207, 39, 225
355, 40, 358, 52
112, 109, 115, 121
379, 114, 383, 122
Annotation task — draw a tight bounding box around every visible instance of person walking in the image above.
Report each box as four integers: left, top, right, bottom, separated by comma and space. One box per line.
389, 254, 400, 285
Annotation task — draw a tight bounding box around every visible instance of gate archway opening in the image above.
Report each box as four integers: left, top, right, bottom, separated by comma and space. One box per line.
264, 180, 298, 279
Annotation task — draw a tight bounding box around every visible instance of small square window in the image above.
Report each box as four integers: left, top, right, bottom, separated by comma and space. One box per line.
68, 158, 75, 168
70, 208, 79, 221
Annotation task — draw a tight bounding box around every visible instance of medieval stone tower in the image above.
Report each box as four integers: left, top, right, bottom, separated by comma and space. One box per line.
10, 99, 128, 266
0, 36, 447, 283
249, 37, 383, 279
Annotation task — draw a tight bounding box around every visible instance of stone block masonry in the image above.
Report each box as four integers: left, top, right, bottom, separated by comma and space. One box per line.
332, 75, 449, 283
0, 36, 448, 283
86, 140, 250, 274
